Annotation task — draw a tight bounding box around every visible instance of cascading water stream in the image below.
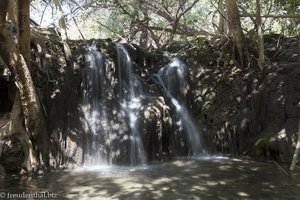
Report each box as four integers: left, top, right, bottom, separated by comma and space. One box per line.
82, 42, 110, 165
116, 44, 146, 165
155, 57, 204, 156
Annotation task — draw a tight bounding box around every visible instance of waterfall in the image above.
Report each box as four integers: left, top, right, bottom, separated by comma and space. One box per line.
116, 44, 146, 165
81, 42, 202, 165
82, 42, 110, 165
155, 57, 204, 156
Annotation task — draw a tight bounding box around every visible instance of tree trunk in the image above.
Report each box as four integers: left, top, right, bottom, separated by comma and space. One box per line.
0, 0, 17, 76
7, 0, 17, 22
256, 0, 264, 70
54, 0, 72, 64
0, 92, 39, 171
217, 0, 228, 34
224, 0, 249, 67
138, 0, 149, 48
0, 1, 40, 136
0, 0, 48, 170
17, 0, 31, 67
290, 120, 300, 171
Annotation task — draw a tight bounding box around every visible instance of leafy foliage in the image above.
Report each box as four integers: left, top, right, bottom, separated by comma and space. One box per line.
30, 0, 300, 47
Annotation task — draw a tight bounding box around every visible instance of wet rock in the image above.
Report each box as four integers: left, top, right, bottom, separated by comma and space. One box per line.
142, 96, 172, 161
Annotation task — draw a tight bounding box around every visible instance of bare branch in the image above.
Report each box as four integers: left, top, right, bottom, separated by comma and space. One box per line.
40, 1, 50, 25
178, 0, 199, 19
240, 14, 300, 19
147, 25, 211, 37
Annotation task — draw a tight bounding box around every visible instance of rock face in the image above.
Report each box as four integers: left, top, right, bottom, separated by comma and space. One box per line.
44, 39, 198, 167
182, 36, 300, 161
1, 33, 299, 172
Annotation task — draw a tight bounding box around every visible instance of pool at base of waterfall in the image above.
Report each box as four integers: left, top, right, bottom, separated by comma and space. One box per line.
1, 157, 299, 200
